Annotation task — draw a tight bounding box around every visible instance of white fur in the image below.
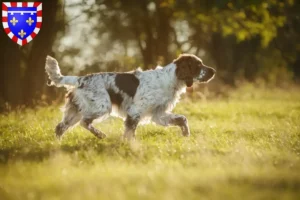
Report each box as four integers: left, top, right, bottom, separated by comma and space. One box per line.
45, 56, 79, 87
66, 63, 186, 123
45, 55, 216, 139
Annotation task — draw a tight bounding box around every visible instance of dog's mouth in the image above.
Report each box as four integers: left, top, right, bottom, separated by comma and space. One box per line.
195, 67, 216, 83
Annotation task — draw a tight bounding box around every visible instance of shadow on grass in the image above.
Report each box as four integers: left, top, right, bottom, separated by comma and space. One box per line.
0, 129, 231, 164
0, 136, 135, 163
227, 177, 300, 191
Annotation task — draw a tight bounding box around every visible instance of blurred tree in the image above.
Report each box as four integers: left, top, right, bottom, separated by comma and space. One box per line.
90, 0, 173, 68
273, 0, 300, 79
174, 0, 295, 83
80, 0, 299, 84
1, 0, 299, 109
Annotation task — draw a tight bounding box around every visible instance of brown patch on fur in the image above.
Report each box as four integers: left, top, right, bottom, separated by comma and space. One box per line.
174, 54, 202, 87
107, 88, 123, 106
115, 73, 140, 97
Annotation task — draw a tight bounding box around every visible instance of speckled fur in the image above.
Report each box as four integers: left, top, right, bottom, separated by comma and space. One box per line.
45, 54, 215, 140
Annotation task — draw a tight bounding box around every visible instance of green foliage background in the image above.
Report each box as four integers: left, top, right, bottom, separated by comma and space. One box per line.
0, 0, 300, 109
1, 2, 300, 198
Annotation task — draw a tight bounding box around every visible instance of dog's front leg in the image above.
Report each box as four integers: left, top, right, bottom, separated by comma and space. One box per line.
153, 113, 190, 137
123, 114, 140, 140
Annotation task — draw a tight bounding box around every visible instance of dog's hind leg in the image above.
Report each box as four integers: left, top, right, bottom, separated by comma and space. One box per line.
78, 98, 111, 139
55, 100, 82, 139
76, 86, 112, 139
80, 117, 107, 139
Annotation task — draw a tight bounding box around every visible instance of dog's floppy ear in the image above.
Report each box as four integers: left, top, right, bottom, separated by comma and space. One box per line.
174, 54, 200, 87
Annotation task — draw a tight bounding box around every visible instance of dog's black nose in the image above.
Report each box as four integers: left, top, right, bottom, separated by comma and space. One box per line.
207, 67, 216, 79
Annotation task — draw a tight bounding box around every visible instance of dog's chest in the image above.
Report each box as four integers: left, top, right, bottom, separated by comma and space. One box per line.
134, 68, 186, 112
153, 84, 185, 113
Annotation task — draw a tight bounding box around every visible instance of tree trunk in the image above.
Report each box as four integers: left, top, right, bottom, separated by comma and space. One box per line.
156, 1, 171, 64
23, 0, 62, 105
0, 32, 22, 109
0, 0, 63, 110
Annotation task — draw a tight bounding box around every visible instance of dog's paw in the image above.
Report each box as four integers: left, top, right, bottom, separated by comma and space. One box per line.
55, 133, 63, 141
181, 125, 190, 137
55, 123, 65, 140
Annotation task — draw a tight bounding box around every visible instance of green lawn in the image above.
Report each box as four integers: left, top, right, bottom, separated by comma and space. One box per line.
1, 86, 300, 200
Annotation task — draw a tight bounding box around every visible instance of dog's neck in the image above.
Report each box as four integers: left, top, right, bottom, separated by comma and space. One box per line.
162, 62, 186, 94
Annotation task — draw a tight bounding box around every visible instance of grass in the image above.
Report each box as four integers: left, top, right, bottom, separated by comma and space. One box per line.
0, 85, 300, 200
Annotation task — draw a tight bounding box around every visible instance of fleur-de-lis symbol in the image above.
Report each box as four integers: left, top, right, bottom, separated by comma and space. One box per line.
26, 17, 34, 26
10, 17, 18, 26
18, 29, 26, 38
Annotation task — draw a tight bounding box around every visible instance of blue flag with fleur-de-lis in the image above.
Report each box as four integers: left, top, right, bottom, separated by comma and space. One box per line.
2, 2, 42, 46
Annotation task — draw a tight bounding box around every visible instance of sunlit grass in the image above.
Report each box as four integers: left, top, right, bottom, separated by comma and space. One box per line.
0, 86, 300, 200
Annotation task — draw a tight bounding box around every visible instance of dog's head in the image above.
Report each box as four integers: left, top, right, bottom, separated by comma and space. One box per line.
174, 54, 216, 87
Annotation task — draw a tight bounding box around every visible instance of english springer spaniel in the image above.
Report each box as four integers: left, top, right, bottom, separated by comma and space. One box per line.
45, 54, 215, 140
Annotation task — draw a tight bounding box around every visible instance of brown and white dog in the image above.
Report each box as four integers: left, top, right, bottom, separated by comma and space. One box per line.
45, 54, 215, 140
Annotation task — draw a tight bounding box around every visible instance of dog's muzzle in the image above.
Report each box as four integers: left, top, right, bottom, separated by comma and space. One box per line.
195, 66, 216, 83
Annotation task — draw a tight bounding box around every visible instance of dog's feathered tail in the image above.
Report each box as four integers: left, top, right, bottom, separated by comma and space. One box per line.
45, 56, 78, 87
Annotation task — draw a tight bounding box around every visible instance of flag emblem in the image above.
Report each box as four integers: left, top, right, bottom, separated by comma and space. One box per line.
2, 2, 42, 46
